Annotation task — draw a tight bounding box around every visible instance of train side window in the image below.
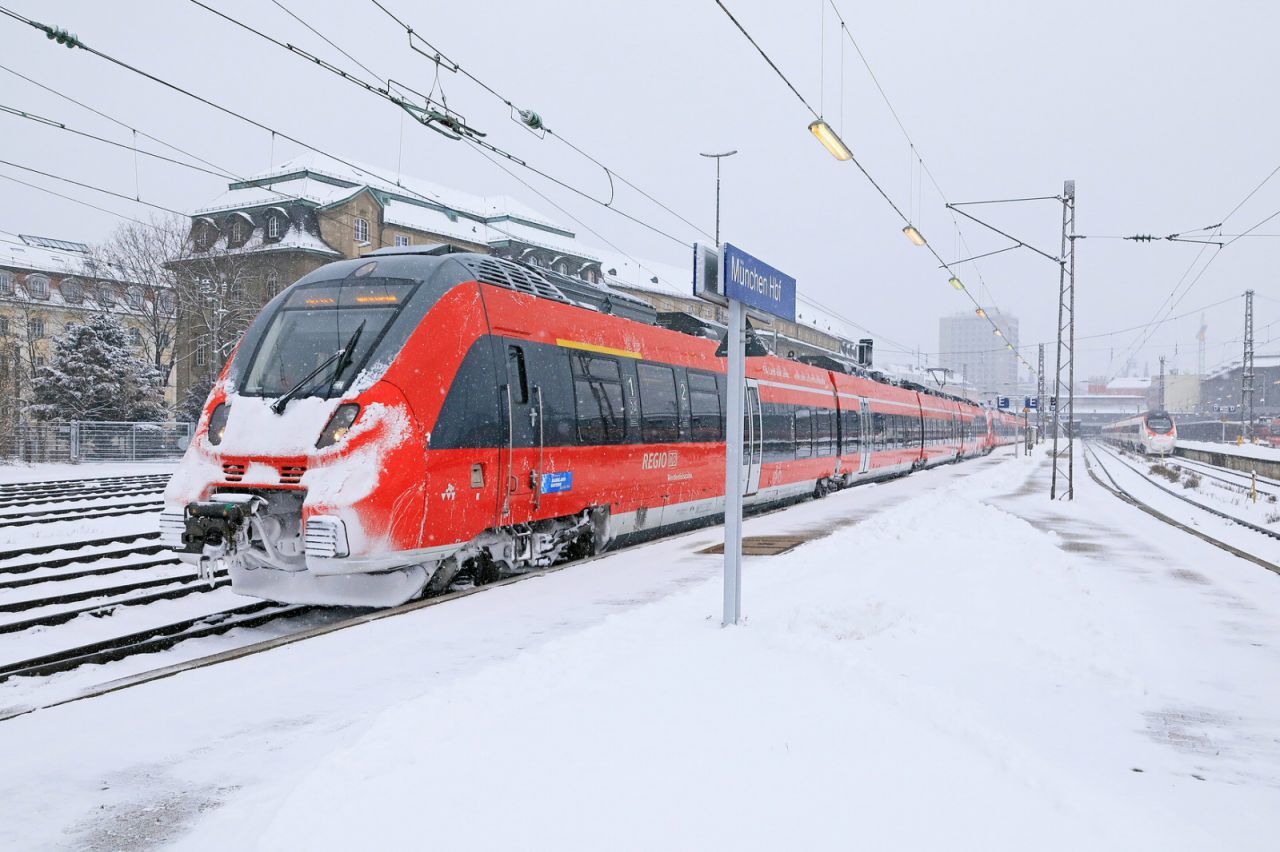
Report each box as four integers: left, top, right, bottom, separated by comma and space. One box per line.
795, 408, 813, 458
637, 362, 679, 443
843, 409, 860, 453
688, 371, 722, 442
571, 353, 626, 444
507, 345, 528, 405
814, 408, 832, 456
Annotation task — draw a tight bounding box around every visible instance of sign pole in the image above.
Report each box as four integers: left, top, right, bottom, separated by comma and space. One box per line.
723, 297, 745, 625
693, 240, 795, 628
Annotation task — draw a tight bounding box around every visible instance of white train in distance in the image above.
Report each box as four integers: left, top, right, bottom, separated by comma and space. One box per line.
1101, 410, 1177, 456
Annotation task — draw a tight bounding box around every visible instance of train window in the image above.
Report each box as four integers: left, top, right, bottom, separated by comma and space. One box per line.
814, 408, 833, 456
688, 372, 722, 442
843, 409, 860, 453
571, 353, 626, 444
762, 403, 792, 462
794, 408, 813, 458
507, 345, 528, 405
637, 363, 679, 443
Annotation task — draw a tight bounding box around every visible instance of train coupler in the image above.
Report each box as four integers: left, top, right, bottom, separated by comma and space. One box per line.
181, 495, 266, 561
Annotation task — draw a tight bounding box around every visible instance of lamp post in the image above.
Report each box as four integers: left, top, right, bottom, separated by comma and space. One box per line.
700, 150, 737, 246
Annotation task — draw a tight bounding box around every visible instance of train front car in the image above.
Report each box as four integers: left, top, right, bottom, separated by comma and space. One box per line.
161, 250, 491, 607
1144, 410, 1176, 455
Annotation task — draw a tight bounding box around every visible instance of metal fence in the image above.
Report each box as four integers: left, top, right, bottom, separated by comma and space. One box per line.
0, 421, 195, 463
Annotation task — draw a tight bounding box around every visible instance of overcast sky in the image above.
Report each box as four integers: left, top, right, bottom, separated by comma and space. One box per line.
4, 0, 1278, 381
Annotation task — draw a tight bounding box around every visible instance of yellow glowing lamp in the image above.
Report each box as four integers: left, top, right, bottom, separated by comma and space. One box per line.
808, 119, 852, 161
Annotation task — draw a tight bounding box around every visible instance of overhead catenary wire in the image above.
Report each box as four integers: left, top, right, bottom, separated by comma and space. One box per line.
711, 0, 1026, 369
175, 0, 697, 248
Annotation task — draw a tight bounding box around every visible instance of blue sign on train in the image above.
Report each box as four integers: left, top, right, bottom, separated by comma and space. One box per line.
540, 471, 573, 494
721, 243, 796, 322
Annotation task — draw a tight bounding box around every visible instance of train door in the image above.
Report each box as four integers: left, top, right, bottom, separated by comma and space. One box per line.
499, 340, 540, 525
859, 399, 872, 473
743, 379, 763, 495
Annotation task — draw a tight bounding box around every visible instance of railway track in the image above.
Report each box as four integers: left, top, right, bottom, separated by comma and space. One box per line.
1083, 442, 1280, 575
0, 454, 1013, 722
1162, 453, 1280, 496
1093, 442, 1280, 542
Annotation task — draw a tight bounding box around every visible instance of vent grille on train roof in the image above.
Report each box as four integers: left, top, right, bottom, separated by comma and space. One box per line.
465, 257, 569, 303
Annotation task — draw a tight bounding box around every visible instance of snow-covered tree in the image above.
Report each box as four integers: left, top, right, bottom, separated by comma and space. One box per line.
30, 314, 167, 422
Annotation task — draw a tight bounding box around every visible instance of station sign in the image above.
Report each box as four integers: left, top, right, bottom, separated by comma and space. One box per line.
997, 396, 1010, 409
1211, 404, 1238, 413
1026, 397, 1038, 410
720, 243, 796, 322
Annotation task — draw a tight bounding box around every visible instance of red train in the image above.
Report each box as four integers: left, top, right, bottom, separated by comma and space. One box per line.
162, 248, 1022, 606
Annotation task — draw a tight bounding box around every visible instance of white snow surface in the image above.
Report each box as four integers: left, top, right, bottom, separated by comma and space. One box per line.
1180, 437, 1280, 463
2, 449, 1280, 850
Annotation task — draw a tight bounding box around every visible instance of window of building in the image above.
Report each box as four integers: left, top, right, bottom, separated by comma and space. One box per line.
555, 260, 570, 275
35, 355, 46, 369
196, 340, 209, 367
61, 278, 84, 304
126, 286, 144, 309
0, 271, 14, 295
128, 328, 142, 346
265, 270, 280, 299
637, 363, 679, 442
687, 371, 722, 441
0, 317, 7, 335
394, 234, 410, 247
354, 217, 369, 244
157, 290, 175, 313
267, 214, 281, 240
571, 353, 625, 444
193, 218, 219, 251
26, 274, 50, 300
30, 317, 44, 339
97, 284, 115, 306
158, 331, 171, 349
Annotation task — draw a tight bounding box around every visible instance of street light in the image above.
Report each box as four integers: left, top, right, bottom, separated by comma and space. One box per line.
948, 276, 964, 291
902, 225, 927, 246
975, 307, 987, 318
700, 150, 738, 246
808, 119, 852, 161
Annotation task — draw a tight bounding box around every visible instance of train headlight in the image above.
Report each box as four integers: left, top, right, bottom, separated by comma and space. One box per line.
207, 403, 230, 446
317, 403, 360, 449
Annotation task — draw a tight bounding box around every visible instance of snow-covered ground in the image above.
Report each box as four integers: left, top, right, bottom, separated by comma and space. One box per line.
1, 447, 1279, 850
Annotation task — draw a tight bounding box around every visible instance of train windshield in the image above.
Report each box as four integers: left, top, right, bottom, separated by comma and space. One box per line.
1146, 413, 1173, 433
240, 278, 417, 398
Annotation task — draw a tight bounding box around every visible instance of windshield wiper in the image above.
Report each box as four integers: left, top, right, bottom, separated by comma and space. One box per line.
326, 319, 366, 397
271, 320, 366, 415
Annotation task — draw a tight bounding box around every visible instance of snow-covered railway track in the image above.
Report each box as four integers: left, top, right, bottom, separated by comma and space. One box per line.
1094, 442, 1280, 542
0, 473, 170, 497
0, 481, 167, 509
0, 573, 230, 634
1083, 442, 1280, 575
0, 601, 315, 682
0, 500, 164, 529
1162, 452, 1280, 496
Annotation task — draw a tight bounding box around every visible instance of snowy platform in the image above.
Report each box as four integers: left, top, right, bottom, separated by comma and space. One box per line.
1179, 438, 1280, 464
2, 447, 1279, 850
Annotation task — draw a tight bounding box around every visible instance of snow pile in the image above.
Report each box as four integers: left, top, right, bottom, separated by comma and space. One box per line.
230, 473, 1237, 850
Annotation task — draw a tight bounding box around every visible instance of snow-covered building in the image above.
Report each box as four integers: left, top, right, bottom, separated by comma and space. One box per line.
0, 235, 177, 419
176, 154, 871, 403
1200, 354, 1280, 419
